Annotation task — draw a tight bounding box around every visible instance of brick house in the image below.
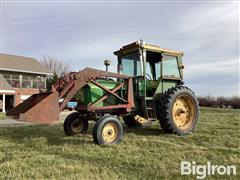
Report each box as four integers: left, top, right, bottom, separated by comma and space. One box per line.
0, 54, 52, 113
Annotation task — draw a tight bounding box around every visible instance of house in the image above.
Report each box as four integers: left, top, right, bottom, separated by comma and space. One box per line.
0, 53, 52, 113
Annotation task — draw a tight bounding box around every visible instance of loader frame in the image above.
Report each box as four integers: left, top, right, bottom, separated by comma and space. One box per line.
56, 68, 135, 114
7, 68, 135, 123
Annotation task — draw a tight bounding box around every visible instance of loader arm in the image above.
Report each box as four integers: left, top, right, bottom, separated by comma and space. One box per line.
55, 67, 134, 111
7, 67, 134, 123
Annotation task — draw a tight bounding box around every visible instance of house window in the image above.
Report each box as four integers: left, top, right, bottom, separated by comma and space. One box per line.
22, 75, 31, 88
33, 75, 45, 89
11, 74, 20, 88
1, 71, 46, 89
2, 73, 11, 85
2, 73, 20, 88
38, 76, 45, 89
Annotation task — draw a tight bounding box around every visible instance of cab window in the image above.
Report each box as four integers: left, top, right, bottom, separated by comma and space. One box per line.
146, 51, 161, 80
155, 62, 161, 79
122, 52, 141, 76
162, 55, 180, 78
145, 61, 153, 80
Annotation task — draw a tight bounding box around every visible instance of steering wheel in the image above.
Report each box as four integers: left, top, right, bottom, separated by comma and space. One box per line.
146, 73, 152, 80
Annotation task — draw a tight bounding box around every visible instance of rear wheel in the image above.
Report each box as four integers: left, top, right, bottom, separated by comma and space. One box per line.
155, 86, 199, 135
93, 115, 123, 145
63, 112, 88, 135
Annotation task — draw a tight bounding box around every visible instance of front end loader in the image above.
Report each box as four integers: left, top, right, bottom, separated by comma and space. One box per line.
7, 40, 199, 145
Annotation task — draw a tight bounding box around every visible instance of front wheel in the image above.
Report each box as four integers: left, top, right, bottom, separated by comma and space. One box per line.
155, 86, 199, 135
63, 112, 88, 135
93, 115, 123, 145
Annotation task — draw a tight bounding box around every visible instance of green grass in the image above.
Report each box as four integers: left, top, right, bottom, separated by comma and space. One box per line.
0, 112, 6, 120
0, 107, 239, 179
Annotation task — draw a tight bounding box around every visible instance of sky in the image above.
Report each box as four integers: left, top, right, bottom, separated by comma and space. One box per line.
1, 1, 239, 96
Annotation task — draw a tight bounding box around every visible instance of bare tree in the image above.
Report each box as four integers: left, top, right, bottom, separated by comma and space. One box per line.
39, 56, 71, 77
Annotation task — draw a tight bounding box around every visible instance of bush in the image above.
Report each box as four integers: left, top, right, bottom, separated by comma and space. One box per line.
198, 96, 240, 109
46, 72, 59, 92
229, 96, 240, 109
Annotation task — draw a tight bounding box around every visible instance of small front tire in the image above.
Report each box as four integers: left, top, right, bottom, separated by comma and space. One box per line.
63, 112, 88, 136
93, 115, 123, 145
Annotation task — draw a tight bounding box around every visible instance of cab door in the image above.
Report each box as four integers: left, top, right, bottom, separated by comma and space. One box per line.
144, 51, 162, 97
160, 54, 182, 93
120, 51, 144, 100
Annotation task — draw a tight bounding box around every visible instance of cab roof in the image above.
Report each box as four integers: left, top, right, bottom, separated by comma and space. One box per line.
114, 41, 184, 56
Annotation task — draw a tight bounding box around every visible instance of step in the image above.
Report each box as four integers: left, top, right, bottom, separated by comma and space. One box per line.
137, 120, 152, 127
148, 118, 157, 121
145, 97, 153, 100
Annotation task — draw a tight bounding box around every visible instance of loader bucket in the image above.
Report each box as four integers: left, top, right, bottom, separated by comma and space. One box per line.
7, 92, 59, 124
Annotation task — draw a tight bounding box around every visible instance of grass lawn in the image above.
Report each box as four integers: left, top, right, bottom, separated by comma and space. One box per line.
0, 113, 6, 120
0, 107, 239, 179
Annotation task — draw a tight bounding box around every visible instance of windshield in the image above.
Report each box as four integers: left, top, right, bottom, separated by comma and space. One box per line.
122, 52, 141, 76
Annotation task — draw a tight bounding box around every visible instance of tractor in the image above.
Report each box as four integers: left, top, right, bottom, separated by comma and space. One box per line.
7, 40, 199, 145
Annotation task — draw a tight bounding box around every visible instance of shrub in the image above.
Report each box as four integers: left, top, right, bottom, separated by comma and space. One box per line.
197, 96, 240, 109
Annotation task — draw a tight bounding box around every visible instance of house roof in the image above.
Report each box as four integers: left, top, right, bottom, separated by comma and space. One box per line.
0, 53, 52, 75
0, 74, 13, 90
114, 41, 184, 56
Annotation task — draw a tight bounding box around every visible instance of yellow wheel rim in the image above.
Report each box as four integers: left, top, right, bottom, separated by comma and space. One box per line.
102, 123, 118, 143
172, 95, 195, 130
71, 119, 83, 133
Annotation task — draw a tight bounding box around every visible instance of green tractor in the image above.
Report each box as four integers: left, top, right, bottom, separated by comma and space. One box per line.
7, 40, 199, 145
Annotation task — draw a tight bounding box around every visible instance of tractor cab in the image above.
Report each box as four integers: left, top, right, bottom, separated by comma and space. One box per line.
114, 40, 184, 98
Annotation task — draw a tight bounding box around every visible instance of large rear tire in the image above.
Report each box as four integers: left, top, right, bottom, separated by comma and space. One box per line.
155, 86, 199, 135
63, 112, 88, 136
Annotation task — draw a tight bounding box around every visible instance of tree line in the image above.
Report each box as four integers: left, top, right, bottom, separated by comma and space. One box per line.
197, 96, 240, 109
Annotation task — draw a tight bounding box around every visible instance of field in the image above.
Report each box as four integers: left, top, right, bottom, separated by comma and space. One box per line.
0, 113, 6, 120
0, 107, 239, 179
